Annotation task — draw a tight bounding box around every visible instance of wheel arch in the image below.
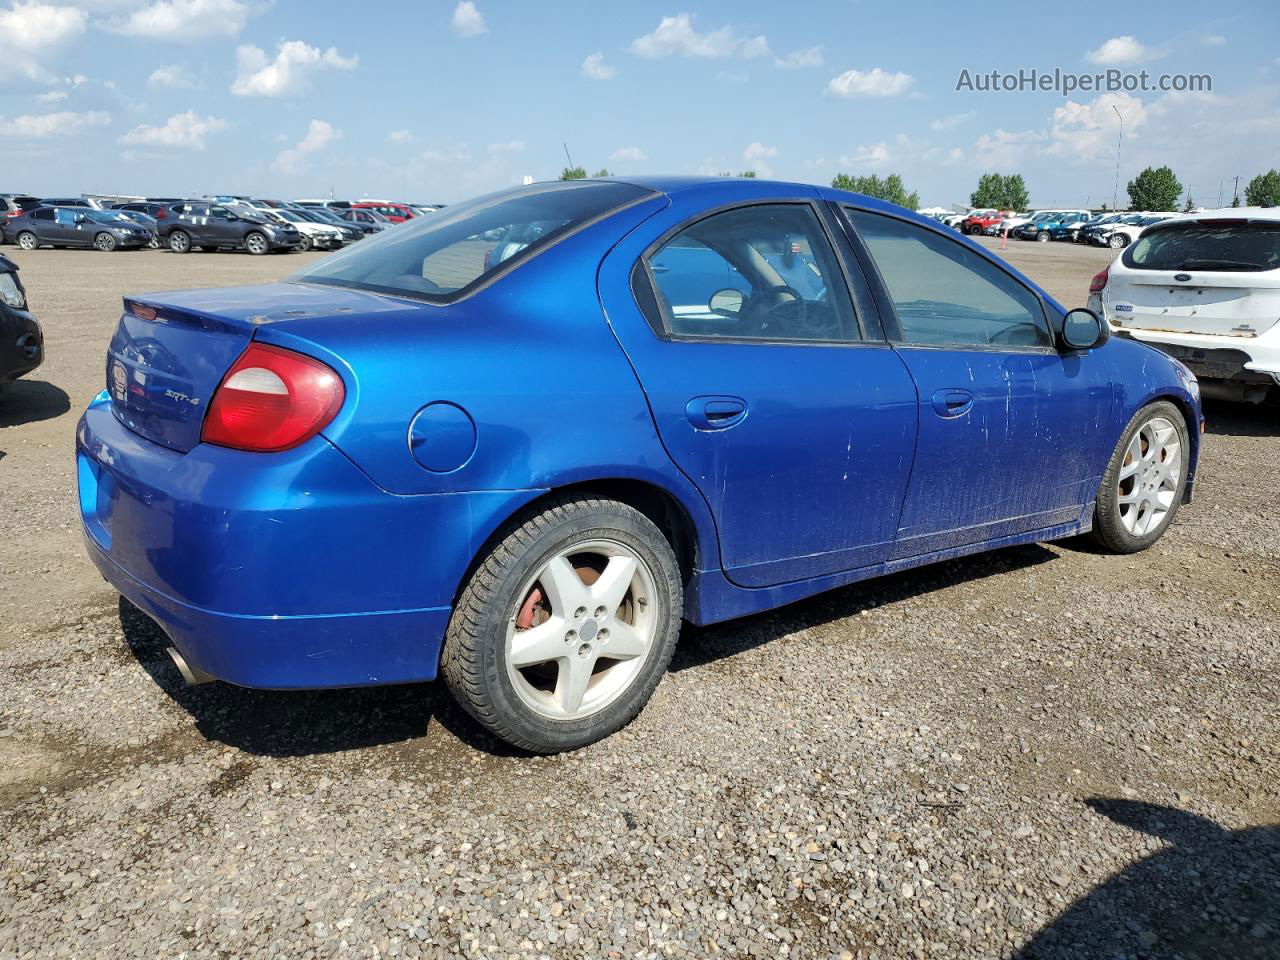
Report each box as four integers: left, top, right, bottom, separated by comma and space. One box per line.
446, 473, 716, 616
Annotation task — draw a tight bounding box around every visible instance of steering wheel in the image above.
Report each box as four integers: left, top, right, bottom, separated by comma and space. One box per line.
741, 285, 803, 338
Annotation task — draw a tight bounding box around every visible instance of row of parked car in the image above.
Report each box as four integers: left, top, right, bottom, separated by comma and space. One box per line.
0, 194, 443, 255
933, 208, 1181, 249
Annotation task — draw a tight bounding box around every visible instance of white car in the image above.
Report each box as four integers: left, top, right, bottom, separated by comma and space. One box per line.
255, 208, 345, 251
1092, 213, 1176, 249
1088, 207, 1280, 404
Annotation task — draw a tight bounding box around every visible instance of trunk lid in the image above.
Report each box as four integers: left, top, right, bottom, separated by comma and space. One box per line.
1106, 269, 1280, 338
105, 282, 412, 452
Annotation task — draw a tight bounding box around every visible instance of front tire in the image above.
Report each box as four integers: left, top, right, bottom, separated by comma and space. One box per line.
94, 232, 117, 252
441, 494, 683, 753
1090, 401, 1189, 553
244, 231, 268, 255
1037, 231, 1051, 242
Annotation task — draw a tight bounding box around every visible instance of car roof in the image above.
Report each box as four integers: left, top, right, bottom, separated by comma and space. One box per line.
1146, 206, 1280, 227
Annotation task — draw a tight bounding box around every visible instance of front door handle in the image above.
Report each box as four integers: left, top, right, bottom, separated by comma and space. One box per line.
931, 388, 974, 418
685, 396, 747, 430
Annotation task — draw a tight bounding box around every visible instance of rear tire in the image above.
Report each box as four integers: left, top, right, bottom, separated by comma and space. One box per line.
1109, 233, 1129, 249
168, 230, 191, 254
16, 232, 37, 251
1090, 401, 1189, 554
441, 494, 683, 753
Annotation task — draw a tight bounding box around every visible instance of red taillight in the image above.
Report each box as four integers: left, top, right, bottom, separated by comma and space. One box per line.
1089, 266, 1109, 294
201, 343, 344, 452
155, 208, 167, 219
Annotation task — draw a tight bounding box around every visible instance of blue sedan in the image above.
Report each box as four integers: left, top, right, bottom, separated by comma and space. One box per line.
76, 177, 1202, 752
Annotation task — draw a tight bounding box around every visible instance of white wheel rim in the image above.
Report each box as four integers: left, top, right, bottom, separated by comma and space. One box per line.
171, 233, 187, 251
19, 234, 35, 249
1117, 416, 1181, 536
505, 539, 658, 721
248, 235, 266, 253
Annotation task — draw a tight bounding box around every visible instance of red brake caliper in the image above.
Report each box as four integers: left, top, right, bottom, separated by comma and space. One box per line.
516, 586, 544, 630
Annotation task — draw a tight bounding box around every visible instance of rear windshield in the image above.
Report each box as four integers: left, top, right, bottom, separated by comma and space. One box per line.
1124, 221, 1280, 272
295, 180, 652, 301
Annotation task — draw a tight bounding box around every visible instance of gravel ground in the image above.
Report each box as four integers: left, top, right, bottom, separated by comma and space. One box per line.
1, 239, 1277, 960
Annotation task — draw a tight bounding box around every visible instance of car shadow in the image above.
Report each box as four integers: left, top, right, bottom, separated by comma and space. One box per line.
1202, 397, 1280, 438
671, 543, 1058, 673
0, 378, 70, 429
1014, 798, 1279, 959
117, 597, 524, 758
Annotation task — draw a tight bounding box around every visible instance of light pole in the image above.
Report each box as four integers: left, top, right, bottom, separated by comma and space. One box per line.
1112, 105, 1124, 211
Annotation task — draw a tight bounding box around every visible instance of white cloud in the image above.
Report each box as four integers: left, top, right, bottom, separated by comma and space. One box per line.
931, 110, 975, 131
828, 67, 913, 98
451, 1, 486, 37
119, 109, 225, 149
743, 141, 777, 176
36, 89, 68, 102
1085, 36, 1149, 65
1202, 34, 1226, 47
147, 63, 194, 89
971, 128, 1045, 168
387, 129, 413, 144
1046, 92, 1146, 162
231, 41, 358, 97
774, 46, 823, 69
840, 142, 892, 167
609, 145, 646, 164
273, 119, 340, 174
581, 51, 616, 80
487, 139, 524, 154
0, 2, 87, 83
631, 13, 768, 60
7, 109, 109, 138
117, 0, 250, 39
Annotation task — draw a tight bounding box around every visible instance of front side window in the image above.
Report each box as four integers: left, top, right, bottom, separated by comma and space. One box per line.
849, 208, 1050, 349
55, 208, 77, 225
642, 203, 858, 343
297, 181, 652, 301
1125, 221, 1280, 273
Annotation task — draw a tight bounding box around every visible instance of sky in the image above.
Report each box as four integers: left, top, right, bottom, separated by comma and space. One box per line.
2, 0, 1278, 208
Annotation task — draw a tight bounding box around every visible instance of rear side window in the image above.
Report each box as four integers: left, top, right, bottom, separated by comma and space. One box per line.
849, 208, 1051, 349
1124, 221, 1280, 272
297, 181, 652, 301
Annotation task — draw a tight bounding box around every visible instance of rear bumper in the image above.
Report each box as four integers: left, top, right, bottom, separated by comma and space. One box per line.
75, 391, 534, 689
1091, 303, 1280, 382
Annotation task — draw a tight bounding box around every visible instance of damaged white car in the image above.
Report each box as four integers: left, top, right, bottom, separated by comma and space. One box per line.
1089, 208, 1280, 404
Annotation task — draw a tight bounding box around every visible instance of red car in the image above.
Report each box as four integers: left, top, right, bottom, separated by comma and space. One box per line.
960, 209, 1014, 235
349, 201, 416, 223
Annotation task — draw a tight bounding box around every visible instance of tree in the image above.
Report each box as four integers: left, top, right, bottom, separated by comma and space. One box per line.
969, 173, 1029, 210
591, 168, 611, 178
738, 170, 757, 178
831, 172, 920, 210
559, 166, 587, 181
1126, 166, 1181, 212
1245, 169, 1280, 207
1183, 194, 1194, 213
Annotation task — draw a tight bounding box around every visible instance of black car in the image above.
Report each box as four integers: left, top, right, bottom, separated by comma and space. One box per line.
159, 202, 302, 255
3, 207, 153, 251
0, 254, 42, 388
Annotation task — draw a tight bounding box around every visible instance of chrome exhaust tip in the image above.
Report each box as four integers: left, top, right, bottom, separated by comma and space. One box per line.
166, 646, 216, 686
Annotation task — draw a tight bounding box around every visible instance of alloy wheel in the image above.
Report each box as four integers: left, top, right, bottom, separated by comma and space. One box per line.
95, 233, 116, 252
1116, 416, 1181, 536
246, 233, 267, 255
505, 539, 658, 721
17, 232, 37, 250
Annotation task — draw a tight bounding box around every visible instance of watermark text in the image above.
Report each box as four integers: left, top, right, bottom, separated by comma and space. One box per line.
956, 68, 1211, 96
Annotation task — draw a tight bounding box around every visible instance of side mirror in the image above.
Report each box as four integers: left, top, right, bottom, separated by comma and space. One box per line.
708, 288, 745, 317
1061, 307, 1108, 351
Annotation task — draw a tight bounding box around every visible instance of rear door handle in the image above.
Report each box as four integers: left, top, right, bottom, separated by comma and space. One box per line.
685, 396, 747, 430
931, 388, 974, 418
